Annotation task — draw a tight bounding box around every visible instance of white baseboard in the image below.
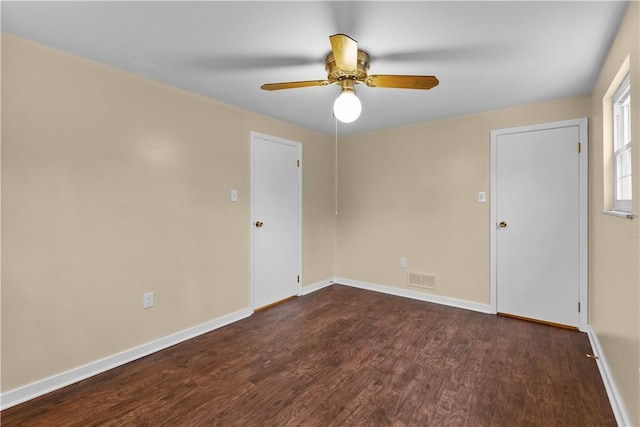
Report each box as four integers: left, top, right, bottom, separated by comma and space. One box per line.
586, 325, 632, 426
300, 278, 334, 295
334, 277, 492, 314
0, 307, 253, 411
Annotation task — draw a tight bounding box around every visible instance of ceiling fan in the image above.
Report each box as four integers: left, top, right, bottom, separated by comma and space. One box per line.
261, 34, 439, 123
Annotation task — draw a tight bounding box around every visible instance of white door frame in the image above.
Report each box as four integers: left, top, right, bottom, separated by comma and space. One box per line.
250, 131, 303, 310
490, 118, 588, 331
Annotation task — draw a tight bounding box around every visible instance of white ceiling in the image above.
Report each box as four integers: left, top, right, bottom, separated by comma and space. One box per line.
1, 1, 629, 136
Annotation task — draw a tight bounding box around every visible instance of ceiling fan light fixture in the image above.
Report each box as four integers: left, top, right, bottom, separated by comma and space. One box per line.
333, 80, 361, 123
260, 34, 439, 125
333, 91, 361, 123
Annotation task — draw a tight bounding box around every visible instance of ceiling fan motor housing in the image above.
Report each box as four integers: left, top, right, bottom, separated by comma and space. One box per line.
325, 50, 370, 82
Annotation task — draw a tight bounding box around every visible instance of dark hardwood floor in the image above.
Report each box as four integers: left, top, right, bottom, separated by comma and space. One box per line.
2, 285, 615, 426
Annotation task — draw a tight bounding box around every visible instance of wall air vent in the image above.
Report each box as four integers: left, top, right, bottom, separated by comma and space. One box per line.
408, 272, 437, 290
408, 272, 423, 286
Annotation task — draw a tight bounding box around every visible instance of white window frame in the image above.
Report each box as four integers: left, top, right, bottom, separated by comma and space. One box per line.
612, 74, 631, 213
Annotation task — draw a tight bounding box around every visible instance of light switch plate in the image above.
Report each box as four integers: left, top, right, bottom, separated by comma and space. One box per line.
478, 192, 486, 203
143, 292, 154, 309
230, 189, 238, 202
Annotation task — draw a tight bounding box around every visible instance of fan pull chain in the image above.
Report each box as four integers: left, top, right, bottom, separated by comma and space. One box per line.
335, 117, 338, 215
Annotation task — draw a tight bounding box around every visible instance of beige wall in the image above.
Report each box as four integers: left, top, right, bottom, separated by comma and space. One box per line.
0, 34, 335, 392
336, 96, 591, 304
589, 2, 640, 425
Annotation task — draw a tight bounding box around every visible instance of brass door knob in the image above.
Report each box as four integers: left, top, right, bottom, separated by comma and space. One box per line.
499, 221, 507, 228
255, 221, 264, 228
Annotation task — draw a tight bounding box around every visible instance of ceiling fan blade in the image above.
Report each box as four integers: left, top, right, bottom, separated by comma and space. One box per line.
364, 75, 439, 90
261, 80, 331, 91
329, 34, 358, 73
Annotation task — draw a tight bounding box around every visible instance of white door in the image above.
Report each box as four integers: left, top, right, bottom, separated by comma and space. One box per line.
251, 132, 301, 309
491, 119, 588, 329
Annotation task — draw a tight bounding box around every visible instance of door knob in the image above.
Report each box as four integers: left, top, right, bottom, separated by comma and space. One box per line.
499, 221, 507, 228
255, 221, 264, 228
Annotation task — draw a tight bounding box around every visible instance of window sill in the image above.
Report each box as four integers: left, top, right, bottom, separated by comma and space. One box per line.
601, 210, 634, 219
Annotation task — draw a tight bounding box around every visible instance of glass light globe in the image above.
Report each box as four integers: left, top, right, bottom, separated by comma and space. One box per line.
333, 91, 362, 123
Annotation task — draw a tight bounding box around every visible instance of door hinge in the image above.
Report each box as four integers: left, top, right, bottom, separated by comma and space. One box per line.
577, 142, 581, 153
297, 275, 300, 283
578, 302, 581, 312
297, 159, 300, 167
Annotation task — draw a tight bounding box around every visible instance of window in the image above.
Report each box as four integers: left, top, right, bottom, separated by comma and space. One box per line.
613, 74, 631, 212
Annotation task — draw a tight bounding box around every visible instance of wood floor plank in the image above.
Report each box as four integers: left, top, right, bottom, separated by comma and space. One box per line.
2, 285, 616, 426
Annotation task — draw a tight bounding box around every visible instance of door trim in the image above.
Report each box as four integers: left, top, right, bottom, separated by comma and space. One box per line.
490, 118, 588, 331
250, 131, 303, 311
